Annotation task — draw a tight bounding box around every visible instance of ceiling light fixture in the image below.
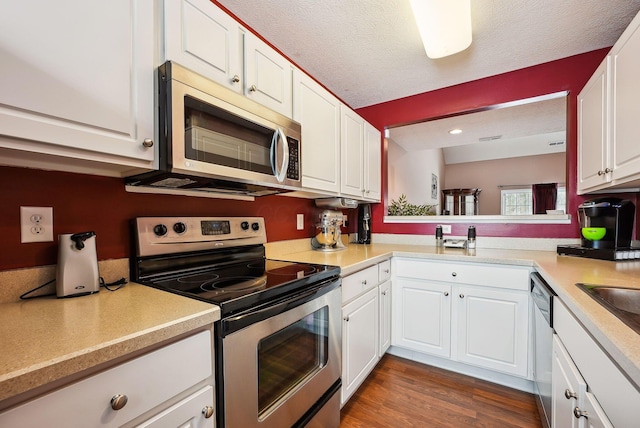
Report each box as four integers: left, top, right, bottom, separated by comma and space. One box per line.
409, 0, 472, 59
449, 129, 463, 135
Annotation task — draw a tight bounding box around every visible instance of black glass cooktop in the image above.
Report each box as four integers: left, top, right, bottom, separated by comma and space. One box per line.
141, 257, 340, 317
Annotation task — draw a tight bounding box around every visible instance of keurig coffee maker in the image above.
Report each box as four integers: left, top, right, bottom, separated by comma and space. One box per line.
558, 197, 638, 260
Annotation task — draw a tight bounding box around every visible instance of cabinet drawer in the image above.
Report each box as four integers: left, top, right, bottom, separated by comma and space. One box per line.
378, 259, 391, 282
394, 258, 530, 291
342, 265, 378, 304
0, 331, 213, 427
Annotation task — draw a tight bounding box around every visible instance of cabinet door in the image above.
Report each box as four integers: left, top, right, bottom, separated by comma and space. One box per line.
340, 105, 365, 198
244, 33, 293, 118
363, 122, 382, 202
0, 0, 154, 171
378, 280, 392, 356
454, 286, 529, 377
580, 392, 615, 428
391, 278, 451, 358
341, 287, 379, 405
293, 69, 340, 194
163, 0, 242, 93
137, 386, 215, 428
577, 57, 610, 194
609, 13, 640, 185
552, 335, 585, 428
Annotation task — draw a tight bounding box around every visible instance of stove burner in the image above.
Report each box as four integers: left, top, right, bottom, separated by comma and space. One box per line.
202, 276, 267, 292
177, 273, 220, 284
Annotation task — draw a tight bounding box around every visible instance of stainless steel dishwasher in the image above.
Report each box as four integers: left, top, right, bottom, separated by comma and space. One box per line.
531, 272, 556, 428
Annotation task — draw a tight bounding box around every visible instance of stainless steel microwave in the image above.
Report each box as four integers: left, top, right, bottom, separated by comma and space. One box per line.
126, 61, 301, 196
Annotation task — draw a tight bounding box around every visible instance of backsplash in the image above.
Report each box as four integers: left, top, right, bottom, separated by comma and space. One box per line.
0, 166, 323, 271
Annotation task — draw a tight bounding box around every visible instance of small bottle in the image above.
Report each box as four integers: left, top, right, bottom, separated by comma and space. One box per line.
467, 226, 476, 249
435, 225, 443, 247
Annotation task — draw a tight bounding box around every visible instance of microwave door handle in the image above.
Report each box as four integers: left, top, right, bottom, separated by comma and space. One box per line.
270, 128, 289, 183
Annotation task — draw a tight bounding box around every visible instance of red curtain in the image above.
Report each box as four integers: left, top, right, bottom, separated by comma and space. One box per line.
532, 183, 558, 214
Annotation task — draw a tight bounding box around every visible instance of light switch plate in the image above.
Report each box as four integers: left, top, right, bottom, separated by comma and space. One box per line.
20, 206, 53, 243
296, 214, 304, 230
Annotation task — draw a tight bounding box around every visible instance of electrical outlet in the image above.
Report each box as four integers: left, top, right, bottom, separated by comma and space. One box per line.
20, 206, 53, 243
296, 214, 304, 230
441, 224, 452, 234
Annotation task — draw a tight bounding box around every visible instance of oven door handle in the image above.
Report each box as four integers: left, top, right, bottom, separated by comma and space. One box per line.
221, 279, 340, 336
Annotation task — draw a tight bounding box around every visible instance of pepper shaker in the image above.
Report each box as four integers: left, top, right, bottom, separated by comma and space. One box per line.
467, 226, 476, 249
436, 225, 443, 247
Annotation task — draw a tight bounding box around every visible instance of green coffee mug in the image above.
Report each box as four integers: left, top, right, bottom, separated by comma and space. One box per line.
581, 227, 606, 241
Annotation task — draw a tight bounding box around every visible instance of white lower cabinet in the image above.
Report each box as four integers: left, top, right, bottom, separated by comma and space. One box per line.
391, 258, 530, 378
378, 280, 392, 356
340, 259, 391, 406
553, 299, 637, 428
0, 330, 215, 427
552, 335, 612, 428
392, 278, 451, 358
342, 286, 379, 404
455, 285, 529, 377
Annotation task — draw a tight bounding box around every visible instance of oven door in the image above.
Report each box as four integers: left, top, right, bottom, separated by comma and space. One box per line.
221, 280, 341, 428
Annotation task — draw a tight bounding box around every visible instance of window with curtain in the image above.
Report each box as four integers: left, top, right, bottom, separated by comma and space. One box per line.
501, 186, 565, 215
532, 183, 558, 214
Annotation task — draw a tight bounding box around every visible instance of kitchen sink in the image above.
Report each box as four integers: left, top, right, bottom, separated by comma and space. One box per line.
576, 283, 640, 334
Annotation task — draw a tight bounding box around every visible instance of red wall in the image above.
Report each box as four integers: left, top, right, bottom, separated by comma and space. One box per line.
356, 48, 623, 239
0, 166, 321, 270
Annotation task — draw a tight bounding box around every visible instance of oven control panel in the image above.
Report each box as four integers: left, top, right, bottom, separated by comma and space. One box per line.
134, 217, 266, 257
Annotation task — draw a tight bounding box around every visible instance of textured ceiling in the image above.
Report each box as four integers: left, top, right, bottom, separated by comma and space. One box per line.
217, 0, 640, 109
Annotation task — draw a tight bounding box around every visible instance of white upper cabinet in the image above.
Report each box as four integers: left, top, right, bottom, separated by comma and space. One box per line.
340, 105, 381, 202
293, 69, 341, 194
578, 58, 610, 194
0, 0, 155, 176
340, 106, 365, 198
163, 0, 293, 118
243, 33, 293, 117
364, 122, 382, 202
578, 11, 640, 193
609, 12, 640, 186
163, 0, 242, 92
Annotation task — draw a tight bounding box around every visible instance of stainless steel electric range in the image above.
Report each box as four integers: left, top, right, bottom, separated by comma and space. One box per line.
131, 217, 341, 428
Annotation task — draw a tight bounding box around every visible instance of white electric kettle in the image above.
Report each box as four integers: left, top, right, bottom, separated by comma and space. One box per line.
56, 231, 100, 298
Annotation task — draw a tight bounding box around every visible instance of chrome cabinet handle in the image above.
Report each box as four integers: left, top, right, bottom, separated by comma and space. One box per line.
110, 394, 128, 411
597, 170, 605, 176
459, 294, 465, 298
344, 316, 350, 322
564, 389, 577, 400
381, 291, 387, 296
605, 167, 613, 173
574, 407, 588, 419
202, 406, 214, 418
384, 269, 390, 274
231, 74, 240, 83
451, 272, 457, 277
249, 84, 257, 92
443, 292, 449, 296
362, 280, 367, 285
142, 138, 153, 148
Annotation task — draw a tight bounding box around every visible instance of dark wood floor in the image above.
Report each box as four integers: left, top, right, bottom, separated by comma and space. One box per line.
340, 354, 542, 428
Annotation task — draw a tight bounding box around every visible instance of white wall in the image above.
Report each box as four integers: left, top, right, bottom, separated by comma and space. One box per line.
387, 138, 444, 211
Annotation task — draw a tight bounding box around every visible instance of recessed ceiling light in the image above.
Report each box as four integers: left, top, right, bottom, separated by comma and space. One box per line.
449, 129, 462, 135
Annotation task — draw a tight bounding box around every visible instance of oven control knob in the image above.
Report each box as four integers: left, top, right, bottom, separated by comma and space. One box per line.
153, 224, 168, 236
173, 222, 187, 234
241, 221, 250, 230
251, 222, 260, 231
